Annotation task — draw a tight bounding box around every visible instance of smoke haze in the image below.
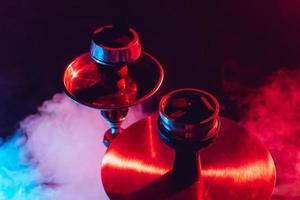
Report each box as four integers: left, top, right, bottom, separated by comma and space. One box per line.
237, 67, 300, 199
1, 93, 146, 200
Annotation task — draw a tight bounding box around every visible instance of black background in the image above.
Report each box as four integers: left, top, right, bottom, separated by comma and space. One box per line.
1, 0, 300, 138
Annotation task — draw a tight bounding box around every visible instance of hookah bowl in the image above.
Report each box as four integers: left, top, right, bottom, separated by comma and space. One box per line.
62, 25, 164, 146
101, 88, 276, 199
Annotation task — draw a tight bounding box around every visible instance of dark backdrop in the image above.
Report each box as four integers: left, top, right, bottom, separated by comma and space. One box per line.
1, 0, 300, 138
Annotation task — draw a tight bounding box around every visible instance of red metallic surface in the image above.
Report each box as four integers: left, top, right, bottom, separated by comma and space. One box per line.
63, 51, 164, 110
101, 115, 275, 200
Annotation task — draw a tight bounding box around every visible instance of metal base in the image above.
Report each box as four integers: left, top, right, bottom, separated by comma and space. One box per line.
101, 115, 276, 200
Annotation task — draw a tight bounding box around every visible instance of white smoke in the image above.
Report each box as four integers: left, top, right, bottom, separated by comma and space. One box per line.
18, 93, 146, 200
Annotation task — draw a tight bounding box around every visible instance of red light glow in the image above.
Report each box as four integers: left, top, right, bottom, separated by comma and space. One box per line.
148, 117, 157, 158
202, 154, 275, 183
102, 150, 168, 175
102, 148, 274, 183
63, 54, 100, 92
63, 53, 138, 108
223, 67, 300, 197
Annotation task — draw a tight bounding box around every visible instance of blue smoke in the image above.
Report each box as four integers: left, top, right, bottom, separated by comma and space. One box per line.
0, 131, 54, 200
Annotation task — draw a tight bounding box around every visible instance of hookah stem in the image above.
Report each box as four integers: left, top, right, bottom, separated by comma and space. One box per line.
101, 108, 129, 135
172, 149, 201, 184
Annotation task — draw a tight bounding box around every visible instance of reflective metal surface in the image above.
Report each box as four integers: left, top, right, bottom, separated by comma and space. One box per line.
158, 88, 220, 150
158, 88, 221, 184
101, 108, 128, 146
63, 51, 163, 110
62, 25, 164, 146
90, 25, 142, 65
101, 115, 276, 199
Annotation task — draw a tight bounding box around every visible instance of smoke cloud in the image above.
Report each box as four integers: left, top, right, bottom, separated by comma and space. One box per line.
236, 67, 300, 199
1, 93, 147, 200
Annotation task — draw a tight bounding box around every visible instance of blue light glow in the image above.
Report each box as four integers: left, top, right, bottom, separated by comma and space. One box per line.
0, 131, 53, 200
